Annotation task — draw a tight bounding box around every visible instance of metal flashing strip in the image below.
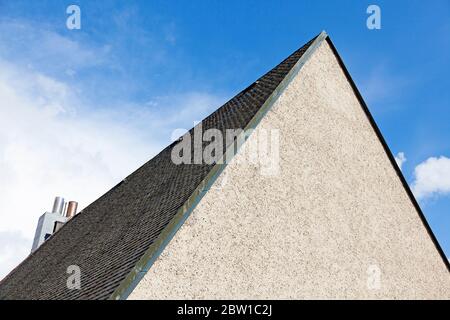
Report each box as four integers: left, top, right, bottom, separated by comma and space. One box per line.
109, 32, 328, 300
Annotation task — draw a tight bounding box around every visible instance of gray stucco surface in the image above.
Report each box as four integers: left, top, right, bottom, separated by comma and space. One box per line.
130, 41, 450, 299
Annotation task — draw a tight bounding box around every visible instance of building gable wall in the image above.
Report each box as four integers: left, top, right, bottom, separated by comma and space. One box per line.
129, 41, 450, 299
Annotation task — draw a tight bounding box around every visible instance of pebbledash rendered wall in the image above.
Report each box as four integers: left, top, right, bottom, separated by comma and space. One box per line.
129, 41, 450, 299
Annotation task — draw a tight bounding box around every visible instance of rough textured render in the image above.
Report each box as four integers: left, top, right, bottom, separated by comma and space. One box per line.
130, 41, 450, 299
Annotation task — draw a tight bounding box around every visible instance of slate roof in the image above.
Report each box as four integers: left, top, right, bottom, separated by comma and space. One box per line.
0, 35, 317, 300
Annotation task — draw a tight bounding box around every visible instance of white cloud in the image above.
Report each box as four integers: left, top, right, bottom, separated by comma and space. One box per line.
0, 58, 224, 280
411, 156, 450, 200
0, 231, 30, 279
0, 19, 110, 73
0, 59, 153, 279
394, 152, 406, 170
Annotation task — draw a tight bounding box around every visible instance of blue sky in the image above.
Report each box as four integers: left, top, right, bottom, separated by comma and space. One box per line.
0, 0, 449, 277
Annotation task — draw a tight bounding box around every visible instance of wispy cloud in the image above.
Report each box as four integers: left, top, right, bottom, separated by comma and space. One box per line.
0, 231, 30, 279
411, 156, 450, 200
0, 19, 111, 75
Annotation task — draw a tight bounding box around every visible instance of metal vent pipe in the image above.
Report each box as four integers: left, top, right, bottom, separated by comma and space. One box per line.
66, 201, 78, 218
52, 197, 65, 215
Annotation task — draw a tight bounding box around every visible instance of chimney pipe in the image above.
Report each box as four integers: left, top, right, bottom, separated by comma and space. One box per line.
52, 197, 65, 215
66, 201, 78, 218
32, 196, 69, 252
63, 201, 68, 216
